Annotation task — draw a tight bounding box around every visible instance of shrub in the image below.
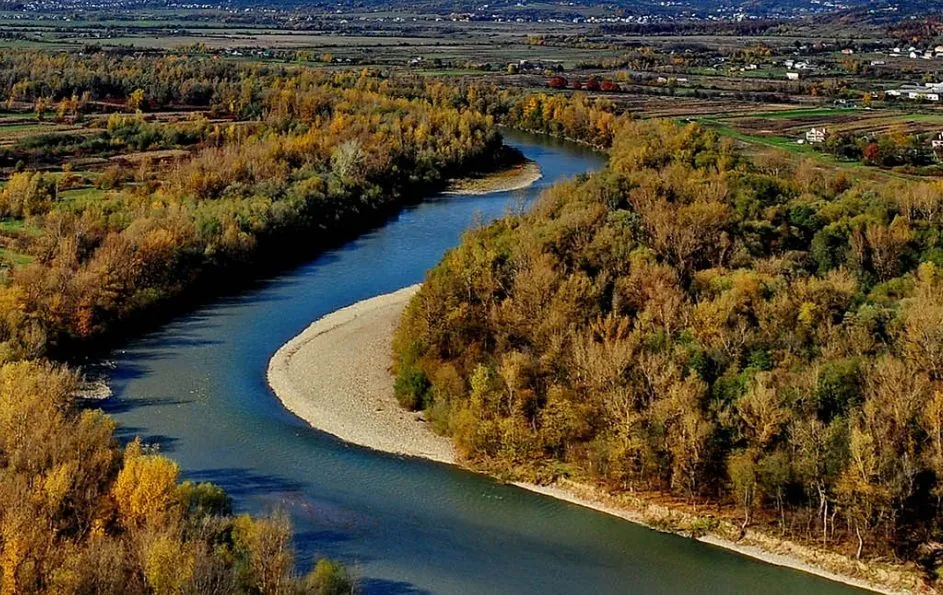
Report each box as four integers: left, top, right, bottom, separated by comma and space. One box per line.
305, 559, 359, 595
394, 366, 431, 410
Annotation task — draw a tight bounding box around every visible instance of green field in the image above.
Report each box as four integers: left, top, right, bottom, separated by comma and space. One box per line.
58, 186, 107, 206
0, 218, 41, 237
0, 246, 32, 267
736, 107, 860, 120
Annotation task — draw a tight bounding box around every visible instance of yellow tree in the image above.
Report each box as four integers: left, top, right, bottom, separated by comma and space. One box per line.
112, 443, 180, 530
128, 89, 146, 112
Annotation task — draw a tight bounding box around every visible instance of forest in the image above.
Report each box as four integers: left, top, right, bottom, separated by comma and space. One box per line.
0, 359, 356, 594
394, 117, 943, 571
0, 51, 589, 593
0, 50, 752, 595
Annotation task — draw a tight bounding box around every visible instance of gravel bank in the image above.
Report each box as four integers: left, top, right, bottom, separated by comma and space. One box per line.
267, 284, 455, 464
443, 161, 542, 195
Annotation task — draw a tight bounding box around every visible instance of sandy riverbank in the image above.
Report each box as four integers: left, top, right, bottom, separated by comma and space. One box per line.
443, 160, 542, 195
267, 284, 455, 464
268, 286, 918, 595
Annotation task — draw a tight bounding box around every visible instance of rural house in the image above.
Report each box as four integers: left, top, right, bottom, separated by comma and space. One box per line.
805, 128, 828, 144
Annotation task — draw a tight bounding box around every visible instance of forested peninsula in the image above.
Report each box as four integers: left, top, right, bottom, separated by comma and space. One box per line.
395, 118, 943, 587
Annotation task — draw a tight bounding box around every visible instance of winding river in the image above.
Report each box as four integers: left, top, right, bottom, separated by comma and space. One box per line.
104, 132, 867, 594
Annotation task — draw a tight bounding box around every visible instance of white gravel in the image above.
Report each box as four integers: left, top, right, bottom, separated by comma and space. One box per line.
267, 284, 456, 464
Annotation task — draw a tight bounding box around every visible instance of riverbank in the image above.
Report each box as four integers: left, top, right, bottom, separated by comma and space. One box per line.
267, 284, 455, 464
443, 160, 541, 195
267, 286, 924, 595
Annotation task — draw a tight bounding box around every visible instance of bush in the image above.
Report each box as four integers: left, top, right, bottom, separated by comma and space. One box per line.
305, 559, 358, 595
0, 171, 55, 217
394, 366, 431, 410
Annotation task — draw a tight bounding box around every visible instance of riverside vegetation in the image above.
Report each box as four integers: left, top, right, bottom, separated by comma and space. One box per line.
394, 117, 943, 583
3, 48, 862, 592
0, 51, 598, 593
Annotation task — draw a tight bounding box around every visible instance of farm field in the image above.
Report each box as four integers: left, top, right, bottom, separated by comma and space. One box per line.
721, 108, 943, 138
676, 104, 943, 181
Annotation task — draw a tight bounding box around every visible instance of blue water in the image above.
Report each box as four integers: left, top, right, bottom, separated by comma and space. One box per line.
103, 132, 867, 594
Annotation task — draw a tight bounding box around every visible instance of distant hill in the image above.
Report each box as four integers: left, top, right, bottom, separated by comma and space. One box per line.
2, 0, 941, 23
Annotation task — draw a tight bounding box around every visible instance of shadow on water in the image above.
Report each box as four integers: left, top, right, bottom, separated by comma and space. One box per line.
148, 335, 224, 349
110, 429, 180, 453
357, 578, 433, 595
99, 395, 193, 413
184, 467, 308, 499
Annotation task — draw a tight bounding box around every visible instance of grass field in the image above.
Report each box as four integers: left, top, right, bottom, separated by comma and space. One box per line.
0, 122, 87, 147
58, 186, 108, 207
0, 247, 32, 267
0, 218, 42, 237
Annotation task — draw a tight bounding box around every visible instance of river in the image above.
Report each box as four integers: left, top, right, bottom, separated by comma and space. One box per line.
103, 132, 868, 594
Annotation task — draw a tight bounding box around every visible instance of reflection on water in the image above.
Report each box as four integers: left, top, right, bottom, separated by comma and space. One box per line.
104, 132, 866, 594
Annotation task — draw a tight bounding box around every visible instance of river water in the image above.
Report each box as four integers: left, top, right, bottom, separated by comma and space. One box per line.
104, 132, 867, 594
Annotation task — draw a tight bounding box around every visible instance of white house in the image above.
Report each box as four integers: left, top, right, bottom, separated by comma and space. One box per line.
909, 90, 940, 101
894, 83, 943, 101
932, 132, 943, 149
786, 72, 800, 81
806, 128, 828, 144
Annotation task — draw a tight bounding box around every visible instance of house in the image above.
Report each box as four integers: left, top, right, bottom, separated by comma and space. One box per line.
911, 51, 919, 59
806, 128, 828, 144
784, 59, 795, 68
914, 91, 940, 101
894, 83, 943, 101
786, 72, 800, 81
871, 60, 886, 66
841, 48, 854, 55
932, 132, 943, 149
